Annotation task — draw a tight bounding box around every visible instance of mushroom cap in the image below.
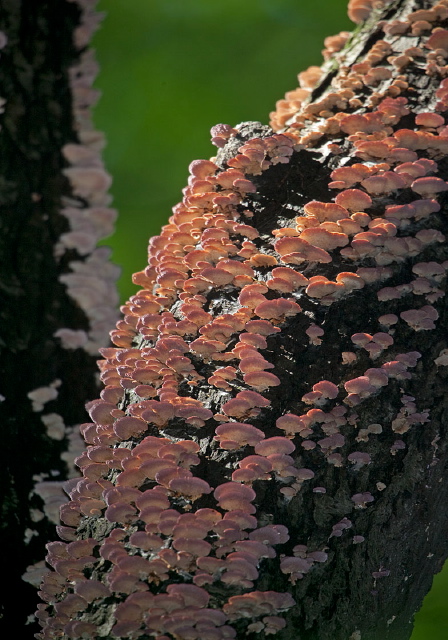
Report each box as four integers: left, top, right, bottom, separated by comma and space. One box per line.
415, 112, 445, 127
274, 236, 332, 263
303, 200, 349, 222
361, 172, 406, 194
214, 422, 265, 447
254, 298, 301, 320
214, 482, 256, 504
313, 380, 339, 399
188, 159, 218, 179
245, 319, 281, 336
221, 397, 252, 418
300, 227, 349, 250
276, 413, 307, 435
249, 524, 290, 545
378, 314, 399, 326
166, 583, 210, 608
335, 189, 372, 211
427, 28, 448, 51
351, 492, 374, 506
240, 332, 268, 348
255, 436, 296, 456
113, 417, 147, 440
306, 324, 324, 341
243, 370, 281, 390
344, 376, 376, 396
169, 477, 212, 499
411, 177, 448, 195
271, 266, 309, 287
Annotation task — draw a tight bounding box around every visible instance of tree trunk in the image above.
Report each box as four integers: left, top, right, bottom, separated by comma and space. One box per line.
0, 0, 117, 635
8, 0, 448, 639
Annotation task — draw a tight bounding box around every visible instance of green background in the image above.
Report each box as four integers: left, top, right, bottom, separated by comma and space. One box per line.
93, 1, 447, 636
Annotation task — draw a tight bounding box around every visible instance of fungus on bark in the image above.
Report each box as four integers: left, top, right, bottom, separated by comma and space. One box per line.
35, 1, 448, 639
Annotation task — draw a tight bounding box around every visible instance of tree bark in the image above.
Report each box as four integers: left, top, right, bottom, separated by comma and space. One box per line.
6, 0, 448, 639
0, 0, 117, 635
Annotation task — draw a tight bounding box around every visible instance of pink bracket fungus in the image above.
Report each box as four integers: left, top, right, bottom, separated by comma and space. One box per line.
214, 422, 265, 449
302, 380, 338, 405
274, 236, 332, 264
305, 323, 324, 345
411, 176, 448, 196
255, 437, 296, 457
351, 492, 375, 508
243, 370, 281, 391
214, 482, 257, 513
32, 5, 448, 638
400, 305, 439, 330
347, 451, 372, 469
275, 413, 309, 437
169, 477, 213, 501
335, 189, 372, 211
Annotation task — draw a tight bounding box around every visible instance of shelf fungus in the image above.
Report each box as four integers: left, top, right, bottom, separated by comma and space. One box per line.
37, 1, 448, 638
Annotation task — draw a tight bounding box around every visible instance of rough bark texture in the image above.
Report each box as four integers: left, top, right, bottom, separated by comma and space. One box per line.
0, 1, 117, 635
7, 0, 448, 639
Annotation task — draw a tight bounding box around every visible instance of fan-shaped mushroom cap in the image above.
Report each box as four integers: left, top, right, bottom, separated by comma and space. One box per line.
306, 278, 341, 299
188, 159, 218, 179
361, 171, 406, 194
221, 397, 251, 418
313, 380, 339, 399
365, 368, 389, 388
274, 236, 332, 263
276, 413, 307, 436
303, 201, 349, 222
244, 370, 281, 390
306, 323, 324, 345
245, 319, 280, 335
113, 417, 147, 440
166, 583, 210, 608
335, 189, 372, 211
351, 492, 374, 508
239, 356, 274, 373
427, 28, 448, 51
411, 176, 448, 196
344, 376, 376, 396
249, 524, 290, 546
255, 437, 296, 456
169, 477, 212, 500
300, 227, 349, 250
238, 283, 269, 308
400, 306, 438, 330
238, 389, 271, 407
214, 482, 256, 512
351, 332, 372, 347
415, 112, 445, 127
336, 271, 365, 291
378, 314, 399, 327
254, 298, 301, 320
214, 422, 265, 448
348, 451, 372, 467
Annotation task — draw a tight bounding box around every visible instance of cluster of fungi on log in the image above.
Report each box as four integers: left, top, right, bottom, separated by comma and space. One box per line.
55, 0, 119, 358
37, 1, 448, 639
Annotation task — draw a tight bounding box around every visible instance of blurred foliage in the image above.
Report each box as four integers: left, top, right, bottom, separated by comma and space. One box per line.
93, 0, 351, 300
92, 1, 447, 637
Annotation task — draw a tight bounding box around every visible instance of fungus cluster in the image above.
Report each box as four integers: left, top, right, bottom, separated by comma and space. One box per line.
37, 1, 448, 638
56, 0, 119, 357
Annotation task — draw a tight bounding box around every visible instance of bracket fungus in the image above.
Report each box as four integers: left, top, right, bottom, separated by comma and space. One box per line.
34, 1, 448, 639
